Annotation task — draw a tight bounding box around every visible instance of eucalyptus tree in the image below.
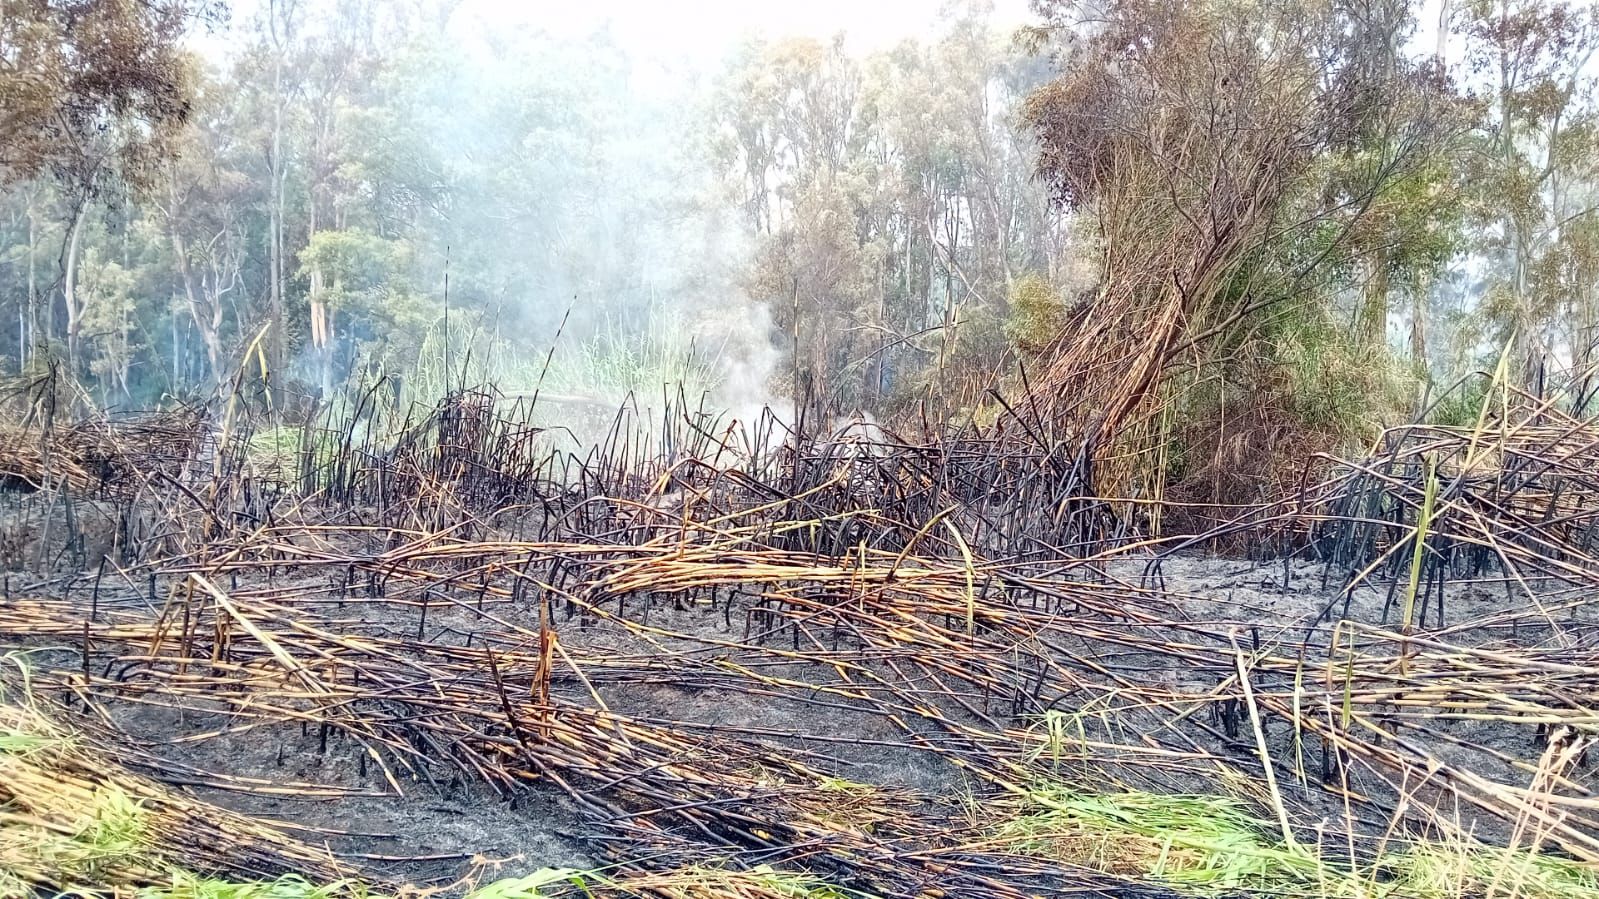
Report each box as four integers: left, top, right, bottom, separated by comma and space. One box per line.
1453, 0, 1599, 382
0, 0, 213, 379
717, 4, 1056, 415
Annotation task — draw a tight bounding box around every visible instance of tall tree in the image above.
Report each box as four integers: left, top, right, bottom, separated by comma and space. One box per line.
0, 0, 210, 377
150, 72, 251, 387
0, 0, 203, 185
1456, 0, 1599, 381
718, 7, 1058, 415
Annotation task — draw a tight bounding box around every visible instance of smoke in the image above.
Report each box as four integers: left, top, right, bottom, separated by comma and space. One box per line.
402, 15, 786, 422
699, 297, 789, 428
191, 1, 1023, 431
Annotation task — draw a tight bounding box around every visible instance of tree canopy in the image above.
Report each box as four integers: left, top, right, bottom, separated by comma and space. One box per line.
0, 0, 210, 189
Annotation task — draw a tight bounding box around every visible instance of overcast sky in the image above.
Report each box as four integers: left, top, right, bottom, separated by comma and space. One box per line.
196, 0, 1036, 66
458, 0, 1034, 55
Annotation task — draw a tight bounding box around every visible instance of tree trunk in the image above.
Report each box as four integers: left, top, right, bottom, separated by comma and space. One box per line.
267, 0, 290, 402
24, 189, 37, 368
1493, 2, 1539, 385
269, 158, 285, 399
62, 201, 86, 377
114, 300, 132, 402
307, 180, 332, 397
1409, 286, 1427, 375
169, 227, 224, 384
1435, 0, 1452, 62
1360, 246, 1390, 346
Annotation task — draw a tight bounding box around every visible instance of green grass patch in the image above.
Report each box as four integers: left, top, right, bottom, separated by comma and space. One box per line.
988, 786, 1323, 890
461, 868, 593, 899
984, 779, 1599, 898
610, 864, 862, 898
134, 873, 375, 899
244, 423, 350, 480
403, 304, 726, 411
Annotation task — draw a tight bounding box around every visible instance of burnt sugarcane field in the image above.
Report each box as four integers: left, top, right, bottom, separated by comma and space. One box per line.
6, 367, 1599, 898
7, 0, 1599, 896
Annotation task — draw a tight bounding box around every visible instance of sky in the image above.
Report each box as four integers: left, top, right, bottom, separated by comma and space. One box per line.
193, 0, 1036, 66
457, 0, 1034, 56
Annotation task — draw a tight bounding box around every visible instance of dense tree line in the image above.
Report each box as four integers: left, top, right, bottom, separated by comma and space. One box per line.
0, 1, 1055, 417
0, 0, 1595, 454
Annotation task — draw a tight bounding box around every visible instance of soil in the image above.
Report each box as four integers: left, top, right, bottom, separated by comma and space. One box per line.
6, 534, 1594, 893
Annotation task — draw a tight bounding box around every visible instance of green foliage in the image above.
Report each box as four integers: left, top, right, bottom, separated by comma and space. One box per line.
1269, 302, 1412, 436
1448, 0, 1599, 383
0, 0, 200, 188
1391, 844, 1599, 899
992, 785, 1323, 891
462, 869, 590, 899
537, 319, 726, 403
0, 785, 152, 894
0, 0, 1589, 518
76, 249, 141, 398
0, 724, 57, 756
0, 669, 595, 899
297, 231, 414, 315
82, 787, 151, 867
987, 780, 1599, 898
1, 716, 155, 892
642, 866, 859, 899
724, 15, 1054, 413
1157, 283, 1414, 488
1426, 376, 1494, 428
137, 874, 373, 899
1005, 273, 1065, 355
400, 304, 727, 410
